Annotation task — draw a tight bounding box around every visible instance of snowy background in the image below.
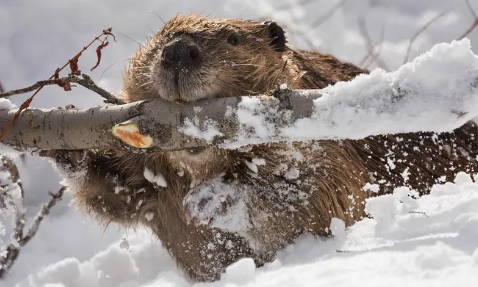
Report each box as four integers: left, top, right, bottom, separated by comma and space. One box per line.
1, 0, 478, 286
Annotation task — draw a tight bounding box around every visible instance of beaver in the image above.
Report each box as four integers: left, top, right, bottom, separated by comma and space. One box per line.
46, 14, 478, 282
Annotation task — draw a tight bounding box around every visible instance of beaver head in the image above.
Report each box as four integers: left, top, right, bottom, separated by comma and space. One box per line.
122, 14, 288, 103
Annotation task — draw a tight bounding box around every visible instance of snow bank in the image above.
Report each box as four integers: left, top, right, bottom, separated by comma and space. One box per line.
181, 39, 478, 148
11, 172, 478, 287
297, 38, 478, 139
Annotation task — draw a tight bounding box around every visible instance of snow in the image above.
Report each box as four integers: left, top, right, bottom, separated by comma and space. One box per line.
251, 158, 266, 166
144, 212, 154, 222
0, 99, 16, 110
183, 39, 478, 148
222, 258, 256, 285
7, 171, 478, 287
180, 111, 224, 143
183, 177, 251, 232
244, 160, 258, 173
2, 1, 478, 287
143, 168, 167, 188
362, 183, 380, 194
0, 160, 23, 258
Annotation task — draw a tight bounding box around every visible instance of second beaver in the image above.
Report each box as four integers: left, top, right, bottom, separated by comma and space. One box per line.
48, 15, 478, 282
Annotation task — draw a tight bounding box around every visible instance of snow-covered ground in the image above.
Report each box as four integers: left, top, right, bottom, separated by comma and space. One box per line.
1, 0, 478, 286
11, 172, 478, 287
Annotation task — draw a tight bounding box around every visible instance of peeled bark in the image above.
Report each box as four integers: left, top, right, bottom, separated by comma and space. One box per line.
0, 90, 319, 151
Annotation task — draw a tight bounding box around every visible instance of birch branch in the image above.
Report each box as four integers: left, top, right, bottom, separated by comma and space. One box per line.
0, 39, 477, 152
0, 75, 124, 105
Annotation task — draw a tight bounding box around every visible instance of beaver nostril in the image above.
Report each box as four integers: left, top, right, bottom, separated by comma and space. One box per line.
162, 45, 177, 65
161, 39, 202, 68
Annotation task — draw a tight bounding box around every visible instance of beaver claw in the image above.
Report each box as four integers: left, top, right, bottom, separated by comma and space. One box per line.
183, 209, 213, 227
182, 177, 250, 232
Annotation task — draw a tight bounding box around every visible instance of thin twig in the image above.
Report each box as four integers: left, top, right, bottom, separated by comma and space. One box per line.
403, 12, 446, 64
0, 75, 125, 105
364, 43, 384, 69
409, 211, 429, 217
465, 0, 478, 17
0, 81, 4, 94
357, 18, 388, 70
365, 26, 387, 69
309, 0, 349, 28
289, 26, 318, 51
358, 18, 374, 66
0, 28, 115, 142
12, 182, 25, 242
457, 0, 478, 40
21, 187, 66, 244
291, 0, 348, 49
0, 186, 66, 279
0, 156, 25, 279
274, 0, 319, 11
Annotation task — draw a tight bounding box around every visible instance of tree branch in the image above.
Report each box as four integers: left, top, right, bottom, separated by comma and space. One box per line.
309, 0, 349, 28
0, 185, 65, 279
286, 0, 349, 49
0, 40, 477, 153
0, 74, 124, 105
0, 156, 25, 279
403, 12, 446, 63
458, 0, 478, 40
357, 18, 388, 70
20, 187, 66, 245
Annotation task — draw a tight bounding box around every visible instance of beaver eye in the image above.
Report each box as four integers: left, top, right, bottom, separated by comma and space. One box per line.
227, 33, 240, 46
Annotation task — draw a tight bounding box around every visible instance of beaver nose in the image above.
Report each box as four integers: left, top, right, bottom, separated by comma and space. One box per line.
161, 40, 202, 68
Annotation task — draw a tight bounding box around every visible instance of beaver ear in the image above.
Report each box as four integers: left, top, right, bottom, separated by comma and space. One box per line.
264, 21, 287, 52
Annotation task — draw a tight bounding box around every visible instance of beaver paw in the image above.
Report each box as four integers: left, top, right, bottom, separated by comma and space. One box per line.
182, 178, 250, 232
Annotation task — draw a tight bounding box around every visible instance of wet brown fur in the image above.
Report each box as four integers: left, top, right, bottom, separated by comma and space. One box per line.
59, 15, 478, 282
